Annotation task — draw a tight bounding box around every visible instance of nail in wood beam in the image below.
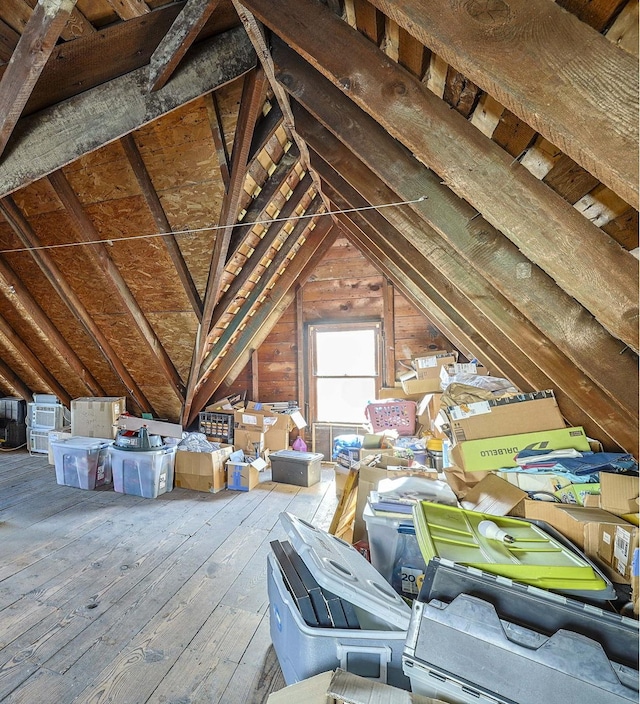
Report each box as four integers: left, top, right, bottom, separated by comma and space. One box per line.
0, 197, 153, 414
0, 0, 77, 159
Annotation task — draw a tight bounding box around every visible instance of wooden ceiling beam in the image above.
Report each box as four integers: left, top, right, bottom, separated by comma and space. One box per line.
334, 205, 622, 450
248, 101, 283, 163
187, 217, 336, 425
0, 310, 72, 407
366, 0, 638, 204
197, 197, 315, 378
0, 26, 256, 199
307, 144, 637, 450
103, 0, 150, 21
226, 147, 300, 259
275, 49, 639, 416
0, 353, 32, 403
120, 134, 203, 321
203, 92, 231, 190
148, 0, 222, 92
0, 197, 154, 414
183, 66, 268, 423
0, 20, 19, 64
48, 170, 186, 402
0, 0, 77, 160
243, 0, 638, 351
211, 185, 319, 335
0, 255, 106, 397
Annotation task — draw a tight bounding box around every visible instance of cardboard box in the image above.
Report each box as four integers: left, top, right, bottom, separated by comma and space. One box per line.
117, 414, 183, 438
450, 426, 591, 473
401, 377, 442, 396
264, 427, 290, 452
233, 428, 265, 456
460, 473, 527, 516
443, 465, 492, 500
599, 472, 639, 516
444, 391, 565, 443
71, 397, 126, 438
267, 668, 441, 703
226, 455, 266, 492
174, 445, 233, 493
358, 447, 397, 462
47, 430, 72, 465
593, 522, 638, 583
511, 500, 630, 550
414, 353, 457, 380
378, 385, 406, 400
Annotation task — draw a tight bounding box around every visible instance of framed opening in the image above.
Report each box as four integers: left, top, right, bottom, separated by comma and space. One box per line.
308, 321, 382, 424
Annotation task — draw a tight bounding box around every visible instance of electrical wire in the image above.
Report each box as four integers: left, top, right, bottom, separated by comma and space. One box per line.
0, 196, 427, 255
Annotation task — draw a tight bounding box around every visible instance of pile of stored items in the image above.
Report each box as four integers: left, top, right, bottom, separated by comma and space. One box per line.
44, 395, 319, 497
267, 349, 639, 702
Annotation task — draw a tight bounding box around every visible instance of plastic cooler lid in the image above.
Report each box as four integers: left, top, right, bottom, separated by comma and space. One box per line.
50, 436, 112, 450
412, 501, 607, 592
279, 512, 411, 630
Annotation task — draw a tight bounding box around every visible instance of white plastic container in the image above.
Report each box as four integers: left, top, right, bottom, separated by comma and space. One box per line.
268, 512, 411, 690
363, 502, 412, 583
51, 436, 112, 490
109, 445, 175, 498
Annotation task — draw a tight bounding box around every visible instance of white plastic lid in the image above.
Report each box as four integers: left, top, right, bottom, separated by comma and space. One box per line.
51, 436, 112, 450
279, 512, 411, 630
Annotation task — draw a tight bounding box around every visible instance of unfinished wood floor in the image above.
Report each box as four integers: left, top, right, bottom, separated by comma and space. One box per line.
0, 450, 339, 704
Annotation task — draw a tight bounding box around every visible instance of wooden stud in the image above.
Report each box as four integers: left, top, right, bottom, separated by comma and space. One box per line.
382, 277, 395, 387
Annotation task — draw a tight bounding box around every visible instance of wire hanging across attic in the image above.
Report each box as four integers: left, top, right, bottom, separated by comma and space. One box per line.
0, 196, 427, 255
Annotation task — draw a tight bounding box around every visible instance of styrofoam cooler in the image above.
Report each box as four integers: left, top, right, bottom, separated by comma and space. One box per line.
51, 436, 112, 490
268, 512, 411, 689
403, 592, 638, 704
109, 445, 175, 498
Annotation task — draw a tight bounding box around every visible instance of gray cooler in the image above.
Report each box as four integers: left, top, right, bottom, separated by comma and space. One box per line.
268, 512, 411, 689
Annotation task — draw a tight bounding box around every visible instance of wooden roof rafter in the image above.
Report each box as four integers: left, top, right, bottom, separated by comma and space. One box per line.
243, 0, 638, 351
277, 50, 639, 419
0, 352, 32, 401
187, 214, 336, 425
0, 310, 72, 406
148, 0, 223, 92
0, 255, 106, 397
120, 133, 203, 321
0, 197, 154, 414
203, 91, 231, 189
0, 0, 77, 160
183, 64, 269, 423
47, 169, 186, 402
303, 129, 637, 449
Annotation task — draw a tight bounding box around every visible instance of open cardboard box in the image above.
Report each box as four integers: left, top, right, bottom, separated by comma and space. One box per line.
267, 668, 444, 703
174, 444, 233, 493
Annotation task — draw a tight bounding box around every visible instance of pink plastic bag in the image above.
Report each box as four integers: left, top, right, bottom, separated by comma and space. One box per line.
292, 436, 307, 452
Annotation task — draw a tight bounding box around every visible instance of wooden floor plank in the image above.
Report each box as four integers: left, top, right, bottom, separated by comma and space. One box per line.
0, 453, 339, 703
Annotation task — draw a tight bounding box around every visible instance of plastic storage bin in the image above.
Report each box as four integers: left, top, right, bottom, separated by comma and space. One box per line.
269, 450, 323, 487
365, 400, 416, 436
268, 512, 411, 689
363, 502, 413, 583
109, 445, 175, 498
198, 411, 234, 444
403, 593, 638, 704
415, 558, 638, 669
51, 437, 112, 490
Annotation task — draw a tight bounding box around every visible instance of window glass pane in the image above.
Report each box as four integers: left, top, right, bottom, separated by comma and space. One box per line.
315, 329, 376, 376
316, 378, 376, 423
